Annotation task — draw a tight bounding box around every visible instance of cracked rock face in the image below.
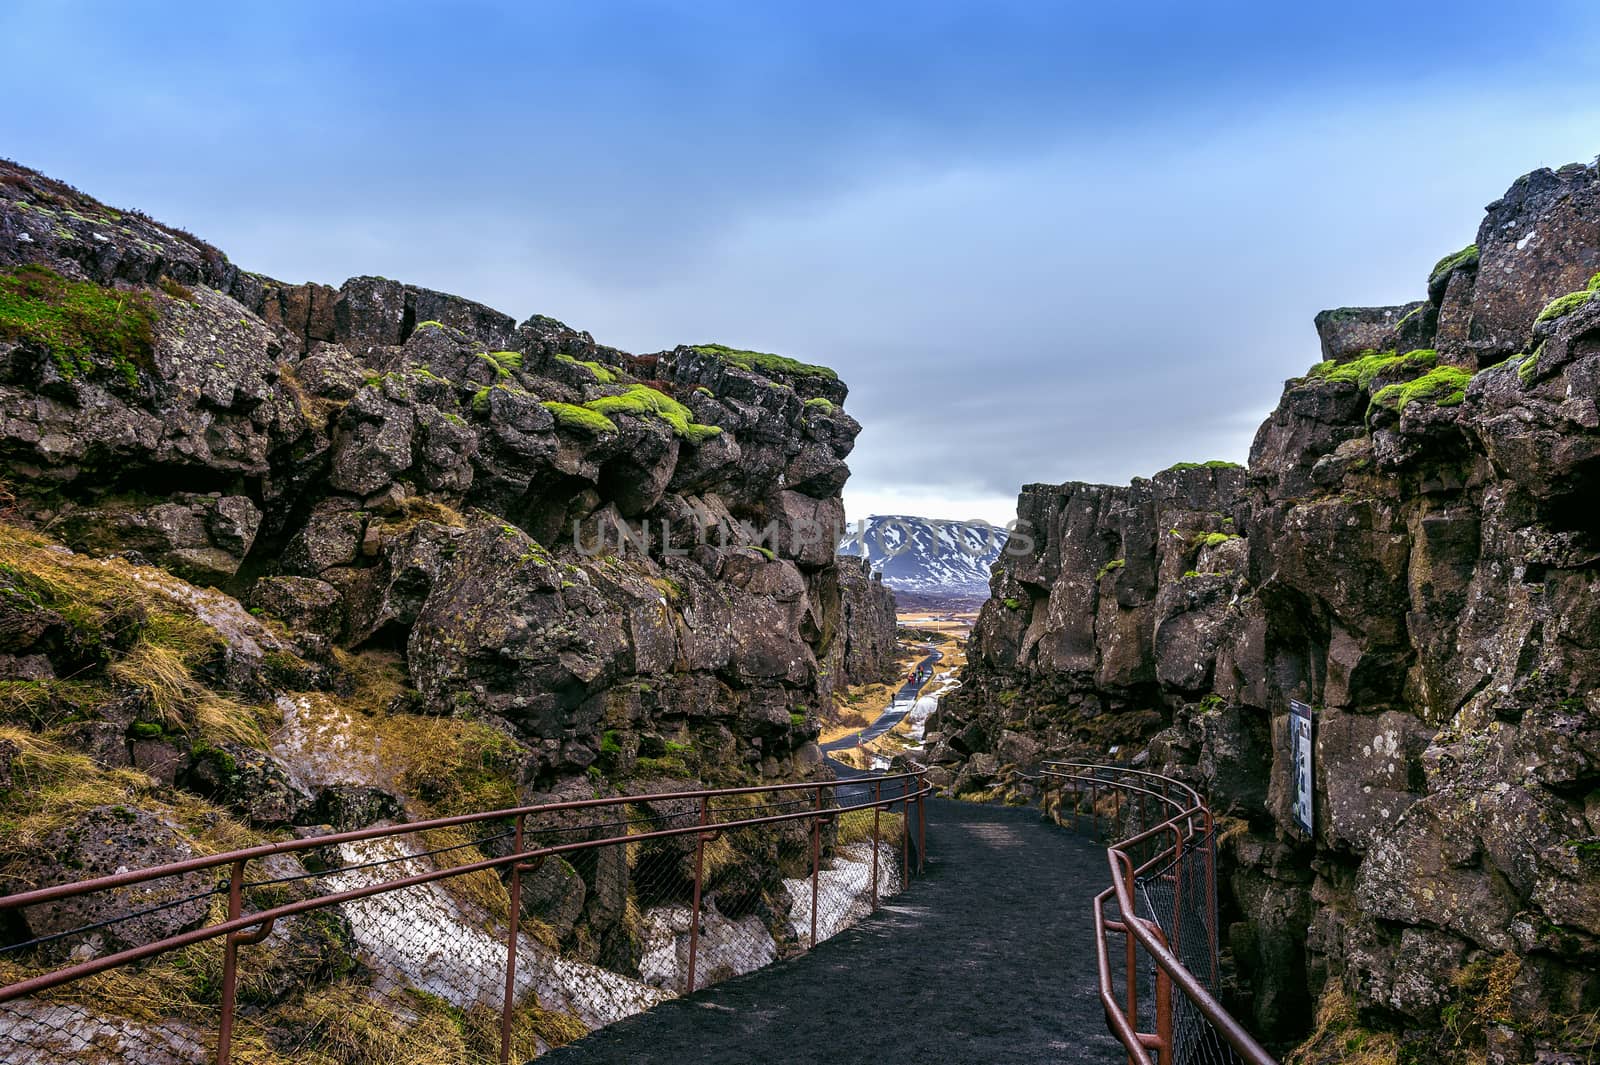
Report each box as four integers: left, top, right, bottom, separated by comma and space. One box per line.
941, 159, 1600, 1056
0, 156, 888, 793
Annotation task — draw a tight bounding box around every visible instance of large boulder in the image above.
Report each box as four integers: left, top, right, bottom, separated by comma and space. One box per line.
55, 494, 261, 586
7, 806, 213, 955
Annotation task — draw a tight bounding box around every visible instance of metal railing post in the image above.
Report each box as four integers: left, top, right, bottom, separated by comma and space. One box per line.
917, 781, 926, 874
1125, 919, 1138, 1052
1156, 962, 1174, 1065
870, 781, 881, 910
809, 785, 822, 949
500, 814, 526, 1065
1090, 779, 1100, 840
900, 780, 910, 879
216, 859, 245, 1065
1170, 826, 1184, 962
1205, 808, 1219, 988
687, 795, 709, 994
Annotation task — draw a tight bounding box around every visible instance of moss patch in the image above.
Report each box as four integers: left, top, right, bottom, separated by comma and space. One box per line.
0, 265, 157, 384
1308, 348, 1437, 390
1517, 344, 1543, 386
692, 342, 838, 382
541, 401, 617, 435
1428, 243, 1479, 286
1370, 365, 1472, 412
1162, 460, 1242, 473
553, 353, 618, 383
585, 384, 722, 443
1535, 288, 1597, 324
1096, 558, 1125, 580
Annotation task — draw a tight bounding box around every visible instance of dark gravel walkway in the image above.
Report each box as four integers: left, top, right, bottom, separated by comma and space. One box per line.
541, 799, 1122, 1065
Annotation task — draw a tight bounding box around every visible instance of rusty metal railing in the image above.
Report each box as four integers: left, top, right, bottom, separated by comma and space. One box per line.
1042, 762, 1276, 1065
0, 765, 930, 1064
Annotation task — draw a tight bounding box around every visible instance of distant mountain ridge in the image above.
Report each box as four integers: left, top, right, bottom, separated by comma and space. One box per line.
838, 515, 1006, 598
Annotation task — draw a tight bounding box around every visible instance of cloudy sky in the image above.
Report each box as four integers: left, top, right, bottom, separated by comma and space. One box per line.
5, 1, 1599, 524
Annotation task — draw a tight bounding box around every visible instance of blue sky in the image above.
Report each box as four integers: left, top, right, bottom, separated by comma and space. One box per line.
5, 1, 1600, 523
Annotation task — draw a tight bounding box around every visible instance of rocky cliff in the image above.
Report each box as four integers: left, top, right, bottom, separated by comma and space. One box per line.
825, 554, 899, 692
0, 157, 903, 1050
0, 157, 872, 789
937, 159, 1600, 1062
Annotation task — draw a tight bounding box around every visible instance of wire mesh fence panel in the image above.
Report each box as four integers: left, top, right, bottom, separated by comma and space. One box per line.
812, 806, 903, 943
0, 776, 928, 1064
0, 863, 231, 1065
1045, 762, 1271, 1065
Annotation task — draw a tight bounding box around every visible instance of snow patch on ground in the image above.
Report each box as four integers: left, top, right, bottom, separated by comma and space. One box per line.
0, 999, 207, 1065
638, 904, 777, 994
783, 841, 903, 944
126, 565, 287, 660
904, 691, 944, 743
325, 838, 666, 1032
270, 693, 382, 792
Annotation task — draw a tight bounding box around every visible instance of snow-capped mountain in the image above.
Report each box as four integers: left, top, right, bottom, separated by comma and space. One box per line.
838, 515, 1007, 598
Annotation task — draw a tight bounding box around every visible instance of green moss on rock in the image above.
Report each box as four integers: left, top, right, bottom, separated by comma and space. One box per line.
553, 353, 618, 383
1535, 289, 1597, 324
537, 398, 611, 431
0, 265, 157, 383
580, 360, 616, 383
692, 342, 838, 381
1372, 365, 1473, 412
1428, 243, 1479, 286
541, 401, 617, 435
1517, 345, 1543, 386
585, 384, 722, 443
1309, 349, 1437, 390
1163, 460, 1243, 473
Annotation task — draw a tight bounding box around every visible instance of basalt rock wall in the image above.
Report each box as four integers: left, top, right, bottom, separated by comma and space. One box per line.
825, 554, 899, 693
0, 158, 869, 792
938, 160, 1600, 1061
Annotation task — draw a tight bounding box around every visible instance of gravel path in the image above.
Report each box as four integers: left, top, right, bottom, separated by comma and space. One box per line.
540, 799, 1123, 1064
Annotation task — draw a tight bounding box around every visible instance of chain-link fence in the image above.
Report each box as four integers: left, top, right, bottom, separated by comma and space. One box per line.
0, 770, 930, 1065
1040, 762, 1274, 1065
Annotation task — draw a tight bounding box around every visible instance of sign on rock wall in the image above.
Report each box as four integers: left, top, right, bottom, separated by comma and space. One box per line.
1289, 700, 1315, 836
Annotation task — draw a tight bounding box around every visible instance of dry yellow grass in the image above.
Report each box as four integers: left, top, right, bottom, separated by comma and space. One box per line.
1287, 982, 1399, 1065
0, 724, 270, 876
835, 806, 904, 848
0, 521, 274, 745
109, 638, 269, 745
